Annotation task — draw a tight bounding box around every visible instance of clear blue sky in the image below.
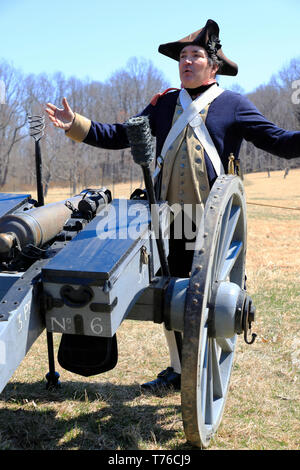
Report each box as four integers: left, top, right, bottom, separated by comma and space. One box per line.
1, 0, 299, 94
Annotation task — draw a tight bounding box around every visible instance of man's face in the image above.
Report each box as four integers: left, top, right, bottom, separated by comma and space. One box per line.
179, 45, 218, 88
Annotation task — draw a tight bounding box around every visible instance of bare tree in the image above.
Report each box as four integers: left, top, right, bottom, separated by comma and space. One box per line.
0, 61, 28, 187
5, 54, 299, 192
239, 57, 300, 174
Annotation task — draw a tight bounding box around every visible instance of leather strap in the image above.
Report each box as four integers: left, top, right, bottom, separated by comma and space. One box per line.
153, 84, 224, 180
180, 89, 225, 176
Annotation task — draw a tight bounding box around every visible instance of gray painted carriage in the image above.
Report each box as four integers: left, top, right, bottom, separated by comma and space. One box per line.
0, 116, 256, 448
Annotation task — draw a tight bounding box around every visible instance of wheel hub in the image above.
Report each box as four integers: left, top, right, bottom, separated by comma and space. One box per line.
210, 281, 257, 344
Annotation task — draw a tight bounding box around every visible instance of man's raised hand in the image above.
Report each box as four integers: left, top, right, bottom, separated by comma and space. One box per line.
45, 97, 75, 131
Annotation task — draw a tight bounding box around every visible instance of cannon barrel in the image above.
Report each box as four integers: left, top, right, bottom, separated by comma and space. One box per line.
0, 195, 83, 256
0, 188, 111, 258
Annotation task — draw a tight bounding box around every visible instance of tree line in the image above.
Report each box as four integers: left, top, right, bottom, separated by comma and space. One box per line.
0, 55, 299, 197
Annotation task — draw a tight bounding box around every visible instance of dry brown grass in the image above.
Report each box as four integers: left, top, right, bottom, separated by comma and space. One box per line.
0, 169, 299, 450
24, 181, 141, 205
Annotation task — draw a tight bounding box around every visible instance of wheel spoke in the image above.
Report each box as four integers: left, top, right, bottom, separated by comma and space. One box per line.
214, 197, 233, 277
211, 339, 223, 399
216, 205, 241, 281
219, 240, 243, 281
200, 325, 208, 377
218, 339, 236, 393
216, 337, 235, 353
201, 338, 225, 426
204, 339, 213, 424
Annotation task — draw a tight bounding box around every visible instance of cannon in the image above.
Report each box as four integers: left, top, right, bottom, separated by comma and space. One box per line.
0, 116, 256, 449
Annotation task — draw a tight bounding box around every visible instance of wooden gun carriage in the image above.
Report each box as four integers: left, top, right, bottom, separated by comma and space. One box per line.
0, 116, 256, 448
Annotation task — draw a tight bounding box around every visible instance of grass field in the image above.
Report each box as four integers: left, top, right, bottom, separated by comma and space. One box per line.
0, 169, 299, 450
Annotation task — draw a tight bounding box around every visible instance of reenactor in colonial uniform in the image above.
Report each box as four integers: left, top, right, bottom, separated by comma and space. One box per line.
46, 19, 300, 391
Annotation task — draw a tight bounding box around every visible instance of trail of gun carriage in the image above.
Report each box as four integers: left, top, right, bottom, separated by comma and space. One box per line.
0, 54, 299, 450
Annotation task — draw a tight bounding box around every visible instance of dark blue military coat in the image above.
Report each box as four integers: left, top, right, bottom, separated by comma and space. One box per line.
83, 88, 300, 185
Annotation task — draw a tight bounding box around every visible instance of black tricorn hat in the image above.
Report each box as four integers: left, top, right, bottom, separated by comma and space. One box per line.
158, 19, 238, 76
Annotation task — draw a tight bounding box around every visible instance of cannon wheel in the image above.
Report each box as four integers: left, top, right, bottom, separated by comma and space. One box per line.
181, 175, 247, 448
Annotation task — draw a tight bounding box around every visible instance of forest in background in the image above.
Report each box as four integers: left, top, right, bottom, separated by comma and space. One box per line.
0, 55, 300, 195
